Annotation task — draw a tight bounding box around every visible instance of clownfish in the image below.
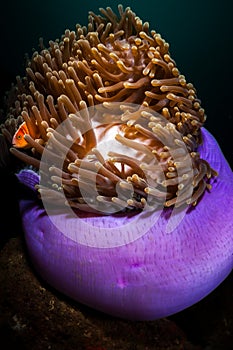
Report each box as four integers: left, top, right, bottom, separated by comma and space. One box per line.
12, 121, 40, 148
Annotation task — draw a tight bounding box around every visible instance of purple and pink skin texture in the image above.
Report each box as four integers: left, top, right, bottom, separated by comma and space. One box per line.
17, 128, 233, 321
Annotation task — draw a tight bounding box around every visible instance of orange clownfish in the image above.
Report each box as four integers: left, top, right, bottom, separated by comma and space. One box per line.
12, 121, 40, 148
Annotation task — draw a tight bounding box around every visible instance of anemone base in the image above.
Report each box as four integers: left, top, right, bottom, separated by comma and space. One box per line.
0, 236, 232, 350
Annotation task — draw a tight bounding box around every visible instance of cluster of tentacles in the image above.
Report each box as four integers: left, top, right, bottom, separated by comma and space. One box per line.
0, 5, 217, 213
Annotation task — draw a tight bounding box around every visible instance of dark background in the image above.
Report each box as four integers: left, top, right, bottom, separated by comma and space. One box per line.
0, 0, 232, 168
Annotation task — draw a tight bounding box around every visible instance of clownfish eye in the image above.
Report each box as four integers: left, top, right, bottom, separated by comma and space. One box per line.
17, 135, 22, 139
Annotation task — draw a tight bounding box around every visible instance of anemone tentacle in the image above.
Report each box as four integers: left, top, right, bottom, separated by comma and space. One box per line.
1, 5, 216, 211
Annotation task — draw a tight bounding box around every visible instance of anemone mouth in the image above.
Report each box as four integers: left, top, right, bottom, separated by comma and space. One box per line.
0, 5, 217, 213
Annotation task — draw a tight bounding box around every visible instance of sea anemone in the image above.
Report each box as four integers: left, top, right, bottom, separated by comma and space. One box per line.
0, 5, 232, 320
